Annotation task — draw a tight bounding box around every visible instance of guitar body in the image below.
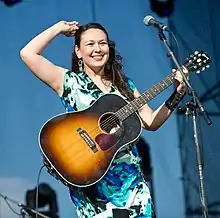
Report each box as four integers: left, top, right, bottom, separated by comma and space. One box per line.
39, 94, 142, 187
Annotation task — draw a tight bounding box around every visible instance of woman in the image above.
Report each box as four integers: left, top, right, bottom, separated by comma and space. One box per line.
20, 20, 187, 218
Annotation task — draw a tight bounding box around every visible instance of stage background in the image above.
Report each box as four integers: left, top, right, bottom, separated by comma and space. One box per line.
1, 0, 217, 217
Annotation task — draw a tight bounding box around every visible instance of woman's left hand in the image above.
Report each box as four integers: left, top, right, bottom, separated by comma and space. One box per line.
173, 66, 189, 94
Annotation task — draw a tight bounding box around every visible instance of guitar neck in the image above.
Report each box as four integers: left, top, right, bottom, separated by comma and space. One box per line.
116, 72, 176, 121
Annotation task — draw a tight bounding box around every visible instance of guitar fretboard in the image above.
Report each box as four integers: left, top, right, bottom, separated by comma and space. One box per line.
116, 72, 176, 121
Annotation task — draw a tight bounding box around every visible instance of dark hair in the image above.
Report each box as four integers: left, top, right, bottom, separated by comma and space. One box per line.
71, 22, 134, 100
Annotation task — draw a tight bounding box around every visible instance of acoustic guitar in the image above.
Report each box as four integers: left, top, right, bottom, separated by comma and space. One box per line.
39, 51, 210, 188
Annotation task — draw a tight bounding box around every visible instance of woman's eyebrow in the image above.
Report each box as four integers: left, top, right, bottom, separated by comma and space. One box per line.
85, 39, 107, 43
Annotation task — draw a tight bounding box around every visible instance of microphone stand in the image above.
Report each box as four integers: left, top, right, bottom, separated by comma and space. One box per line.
157, 30, 212, 218
0, 192, 50, 218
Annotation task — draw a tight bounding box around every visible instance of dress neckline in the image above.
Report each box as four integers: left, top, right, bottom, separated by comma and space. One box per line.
80, 71, 115, 94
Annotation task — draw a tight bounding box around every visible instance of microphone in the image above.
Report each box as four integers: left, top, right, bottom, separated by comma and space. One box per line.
143, 15, 168, 31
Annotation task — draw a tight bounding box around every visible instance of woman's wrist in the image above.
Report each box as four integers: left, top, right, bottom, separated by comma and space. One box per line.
165, 89, 186, 111
51, 23, 63, 36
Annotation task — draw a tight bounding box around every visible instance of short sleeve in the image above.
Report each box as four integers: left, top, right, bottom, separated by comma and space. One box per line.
126, 77, 136, 93
60, 70, 78, 112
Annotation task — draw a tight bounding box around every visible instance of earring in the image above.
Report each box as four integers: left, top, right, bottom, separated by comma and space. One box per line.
78, 59, 84, 72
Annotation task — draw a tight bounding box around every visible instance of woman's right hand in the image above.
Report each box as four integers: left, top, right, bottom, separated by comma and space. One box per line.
56, 21, 79, 37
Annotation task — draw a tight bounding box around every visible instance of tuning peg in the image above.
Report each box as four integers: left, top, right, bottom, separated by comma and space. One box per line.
196, 70, 201, 74
202, 67, 206, 71
194, 51, 199, 55
206, 65, 210, 68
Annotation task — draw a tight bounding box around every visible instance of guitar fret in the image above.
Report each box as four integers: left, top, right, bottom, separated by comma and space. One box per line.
116, 72, 176, 121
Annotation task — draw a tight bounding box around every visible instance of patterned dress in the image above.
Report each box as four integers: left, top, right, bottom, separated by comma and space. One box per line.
60, 70, 152, 218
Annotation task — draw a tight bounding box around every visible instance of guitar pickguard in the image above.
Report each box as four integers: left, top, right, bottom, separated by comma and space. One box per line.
95, 125, 124, 151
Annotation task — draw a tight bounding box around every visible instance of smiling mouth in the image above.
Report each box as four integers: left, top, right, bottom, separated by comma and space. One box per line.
92, 55, 104, 60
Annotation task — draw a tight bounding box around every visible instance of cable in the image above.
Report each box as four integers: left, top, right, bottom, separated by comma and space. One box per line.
90, 0, 97, 22
35, 165, 46, 218
167, 29, 183, 66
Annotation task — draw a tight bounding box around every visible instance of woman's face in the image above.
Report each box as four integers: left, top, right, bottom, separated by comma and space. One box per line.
75, 28, 110, 72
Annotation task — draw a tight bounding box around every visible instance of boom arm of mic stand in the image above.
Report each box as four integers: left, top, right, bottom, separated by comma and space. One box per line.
157, 30, 212, 126
0, 193, 50, 218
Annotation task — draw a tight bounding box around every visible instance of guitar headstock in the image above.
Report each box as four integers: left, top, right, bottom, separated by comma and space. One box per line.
184, 51, 211, 74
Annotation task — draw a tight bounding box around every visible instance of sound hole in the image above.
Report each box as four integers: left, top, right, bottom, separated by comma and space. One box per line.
99, 112, 121, 133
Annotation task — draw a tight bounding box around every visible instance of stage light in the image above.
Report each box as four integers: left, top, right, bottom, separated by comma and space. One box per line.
25, 183, 59, 218
150, 0, 174, 17
3, 0, 22, 6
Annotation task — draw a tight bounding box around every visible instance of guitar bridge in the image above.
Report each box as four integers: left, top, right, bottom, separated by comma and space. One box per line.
76, 128, 98, 153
